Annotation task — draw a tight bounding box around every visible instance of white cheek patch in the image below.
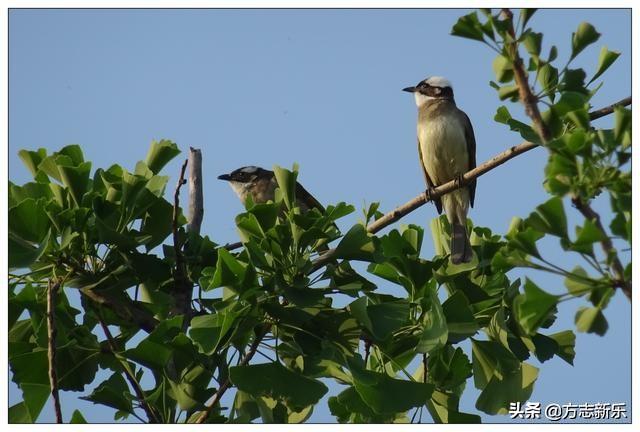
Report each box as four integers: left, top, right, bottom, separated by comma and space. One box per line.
414, 92, 436, 107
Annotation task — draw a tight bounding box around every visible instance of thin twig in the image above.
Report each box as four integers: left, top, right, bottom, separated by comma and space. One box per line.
308, 96, 630, 273
98, 318, 161, 423
47, 279, 63, 423
194, 324, 271, 424
589, 96, 632, 121
571, 197, 631, 300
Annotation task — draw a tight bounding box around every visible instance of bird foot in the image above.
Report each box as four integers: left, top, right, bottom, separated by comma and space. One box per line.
454, 173, 465, 189
424, 187, 436, 202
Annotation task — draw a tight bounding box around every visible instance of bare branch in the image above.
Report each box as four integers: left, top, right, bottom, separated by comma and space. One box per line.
187, 148, 204, 234
171, 159, 192, 317
47, 279, 63, 423
194, 324, 270, 424
589, 96, 632, 120
98, 318, 161, 423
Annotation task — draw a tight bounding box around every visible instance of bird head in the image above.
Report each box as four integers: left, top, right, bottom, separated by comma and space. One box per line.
403, 76, 454, 106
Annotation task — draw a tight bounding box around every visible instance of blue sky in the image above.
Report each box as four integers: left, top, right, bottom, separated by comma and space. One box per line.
8, 8, 631, 423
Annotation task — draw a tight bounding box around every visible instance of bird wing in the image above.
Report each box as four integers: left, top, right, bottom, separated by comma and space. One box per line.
417, 137, 443, 214
295, 181, 325, 212
460, 111, 477, 208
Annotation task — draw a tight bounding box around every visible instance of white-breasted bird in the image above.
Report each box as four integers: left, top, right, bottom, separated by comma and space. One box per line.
403, 76, 477, 264
217, 165, 325, 212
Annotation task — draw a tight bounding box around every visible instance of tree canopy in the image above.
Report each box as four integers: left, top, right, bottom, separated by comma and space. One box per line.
8, 9, 631, 424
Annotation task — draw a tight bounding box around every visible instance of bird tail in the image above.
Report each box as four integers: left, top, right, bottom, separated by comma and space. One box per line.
450, 222, 472, 264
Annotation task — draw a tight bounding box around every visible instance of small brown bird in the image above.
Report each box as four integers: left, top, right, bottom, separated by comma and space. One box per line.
217, 166, 324, 212
403, 76, 477, 264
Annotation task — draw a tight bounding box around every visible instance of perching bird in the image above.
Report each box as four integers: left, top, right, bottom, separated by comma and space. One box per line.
403, 76, 477, 264
217, 165, 325, 212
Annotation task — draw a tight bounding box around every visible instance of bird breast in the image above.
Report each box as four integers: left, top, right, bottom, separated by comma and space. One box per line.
418, 115, 468, 184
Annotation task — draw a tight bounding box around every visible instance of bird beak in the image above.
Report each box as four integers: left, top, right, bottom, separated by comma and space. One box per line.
402, 86, 417, 93
217, 173, 231, 181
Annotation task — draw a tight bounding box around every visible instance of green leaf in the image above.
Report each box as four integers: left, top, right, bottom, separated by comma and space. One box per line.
614, 106, 632, 141
451, 12, 485, 42
575, 306, 608, 335
572, 218, 606, 254
58, 160, 92, 207
508, 227, 543, 259
272, 165, 297, 211
513, 278, 558, 335
8, 198, 51, 243
428, 346, 473, 391
522, 31, 542, 57
427, 390, 481, 424
18, 148, 48, 178
442, 291, 479, 343
125, 339, 173, 371
520, 9, 537, 28
497, 85, 519, 101
58, 144, 85, 165
334, 224, 379, 262
471, 340, 538, 414
492, 55, 513, 83
560, 68, 588, 93
349, 297, 409, 341
230, 362, 328, 412
348, 357, 434, 415
571, 22, 601, 60
189, 307, 244, 354
589, 46, 621, 83
70, 409, 88, 423
81, 373, 133, 413
207, 248, 246, 291
8, 230, 51, 270
525, 197, 567, 238
564, 266, 594, 296
8, 384, 51, 423
329, 386, 379, 422
144, 139, 180, 174
417, 288, 448, 353
475, 362, 539, 415
548, 330, 576, 365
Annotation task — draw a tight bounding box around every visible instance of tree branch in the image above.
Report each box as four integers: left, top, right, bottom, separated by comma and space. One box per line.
187, 148, 204, 234
308, 96, 630, 273
98, 318, 161, 423
47, 279, 63, 424
503, 7, 631, 301
171, 159, 192, 317
194, 325, 270, 424
571, 196, 632, 300
589, 96, 632, 121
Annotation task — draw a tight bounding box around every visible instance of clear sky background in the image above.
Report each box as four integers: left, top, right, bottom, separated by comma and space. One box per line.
8, 8, 631, 423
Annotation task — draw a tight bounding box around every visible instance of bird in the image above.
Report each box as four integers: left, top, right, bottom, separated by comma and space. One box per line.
217, 165, 325, 212
403, 76, 477, 264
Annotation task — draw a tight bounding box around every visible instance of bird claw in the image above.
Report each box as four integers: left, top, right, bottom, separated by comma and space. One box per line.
424, 188, 436, 201
454, 174, 465, 189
